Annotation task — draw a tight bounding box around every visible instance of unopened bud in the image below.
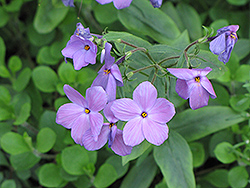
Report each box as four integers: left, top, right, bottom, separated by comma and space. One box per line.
125, 51, 132, 60
126, 72, 134, 79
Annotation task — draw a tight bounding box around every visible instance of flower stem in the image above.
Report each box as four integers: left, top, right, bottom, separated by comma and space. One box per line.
158, 55, 180, 65
184, 40, 198, 66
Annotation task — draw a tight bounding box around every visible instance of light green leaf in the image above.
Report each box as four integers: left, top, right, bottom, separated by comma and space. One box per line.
189, 142, 205, 168
154, 130, 195, 188
34, 0, 69, 34
234, 64, 250, 82
0, 65, 11, 78
0, 7, 9, 28
36, 128, 57, 153
8, 55, 22, 74
13, 67, 31, 92
214, 142, 237, 164
37, 46, 60, 65
228, 166, 249, 188
93, 3, 118, 24
10, 151, 40, 170
0, 179, 16, 188
169, 106, 246, 142
58, 62, 76, 84
0, 37, 6, 65
13, 102, 31, 125
106, 156, 129, 178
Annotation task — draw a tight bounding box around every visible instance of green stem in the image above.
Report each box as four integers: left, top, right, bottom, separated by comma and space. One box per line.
184, 40, 198, 67
131, 65, 154, 74
158, 55, 180, 65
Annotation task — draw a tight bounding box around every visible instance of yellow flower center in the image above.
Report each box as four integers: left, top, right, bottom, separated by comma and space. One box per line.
85, 108, 90, 114
141, 112, 148, 118
109, 123, 114, 128
230, 32, 237, 39
195, 76, 200, 83
84, 45, 90, 50
104, 69, 111, 75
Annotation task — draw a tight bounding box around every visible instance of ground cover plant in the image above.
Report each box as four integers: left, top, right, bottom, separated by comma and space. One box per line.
0, 0, 250, 187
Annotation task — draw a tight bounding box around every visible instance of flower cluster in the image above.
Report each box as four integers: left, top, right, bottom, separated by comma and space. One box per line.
56, 23, 239, 156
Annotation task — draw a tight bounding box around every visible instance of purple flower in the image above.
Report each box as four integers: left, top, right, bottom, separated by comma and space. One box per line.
92, 42, 123, 102
167, 67, 217, 110
62, 0, 74, 7
74, 23, 93, 40
61, 35, 97, 70
96, 0, 133, 9
82, 102, 132, 156
150, 0, 162, 8
209, 25, 239, 64
111, 81, 175, 147
56, 85, 107, 144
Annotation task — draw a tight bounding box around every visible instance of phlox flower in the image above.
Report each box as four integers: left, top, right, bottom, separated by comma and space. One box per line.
56, 85, 107, 144
209, 25, 239, 64
96, 0, 133, 9
92, 42, 123, 102
74, 23, 93, 40
167, 67, 217, 110
111, 81, 175, 147
61, 35, 97, 70
150, 0, 162, 8
82, 102, 132, 156
62, 0, 74, 7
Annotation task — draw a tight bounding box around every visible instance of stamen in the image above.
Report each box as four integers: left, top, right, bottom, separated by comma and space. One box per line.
85, 108, 90, 114
104, 69, 111, 75
195, 76, 200, 83
141, 112, 148, 118
84, 45, 90, 50
230, 32, 237, 39
109, 123, 114, 128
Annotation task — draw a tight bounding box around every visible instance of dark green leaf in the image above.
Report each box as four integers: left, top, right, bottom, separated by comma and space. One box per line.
37, 46, 60, 65
154, 130, 195, 188
0, 179, 16, 188
189, 142, 205, 167
203, 169, 229, 187
169, 106, 247, 142
228, 166, 249, 188
8, 56, 22, 73
13, 67, 32, 92
106, 156, 129, 178
10, 151, 40, 170
58, 62, 76, 84
93, 3, 118, 24
13, 102, 31, 125
0, 37, 6, 65
36, 127, 57, 153
0, 7, 9, 28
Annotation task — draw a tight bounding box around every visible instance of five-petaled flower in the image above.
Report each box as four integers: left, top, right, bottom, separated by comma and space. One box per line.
56, 84, 107, 145
82, 102, 132, 156
209, 25, 239, 64
61, 35, 97, 70
111, 81, 175, 147
167, 67, 217, 110
92, 42, 123, 102
74, 23, 93, 41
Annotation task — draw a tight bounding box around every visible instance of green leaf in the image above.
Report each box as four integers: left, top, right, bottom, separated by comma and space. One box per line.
93, 3, 118, 24
72, 175, 91, 188
27, 24, 56, 47
0, 122, 12, 140
34, 0, 69, 34
0, 86, 11, 105
58, 62, 76, 84
3, 0, 23, 12
1, 132, 31, 155
13, 102, 31, 125
10, 151, 40, 170
228, 166, 249, 188
39, 111, 67, 151
106, 156, 129, 178
229, 95, 250, 112
36, 128, 57, 153
234, 39, 250, 60
169, 106, 247, 142
0, 37, 6, 65
118, 0, 180, 44
176, 3, 202, 40
0, 65, 11, 78
208, 83, 230, 106
38, 163, 65, 188
227, 0, 249, 6
8, 56, 22, 73
0, 7, 9, 28
61, 145, 89, 175
234, 64, 250, 82
120, 155, 157, 188
93, 163, 118, 188
203, 169, 229, 187
37, 46, 60, 65
122, 140, 151, 165
13, 67, 32, 92
0, 150, 9, 166
16, 170, 31, 180
32, 66, 58, 92
154, 130, 195, 188
214, 142, 237, 164
189, 142, 205, 168
0, 179, 16, 188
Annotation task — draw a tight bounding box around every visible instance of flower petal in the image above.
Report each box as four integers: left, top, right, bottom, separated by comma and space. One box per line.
113, 0, 133, 9
103, 102, 119, 123
63, 84, 87, 107
143, 118, 169, 146
133, 81, 157, 111
111, 64, 123, 87
91, 72, 108, 89
56, 103, 84, 129
71, 114, 90, 145
61, 41, 83, 59
86, 86, 107, 112
148, 98, 175, 124
96, 0, 113, 5
108, 125, 117, 147
209, 33, 226, 55
189, 84, 210, 110
72, 50, 88, 70
111, 98, 141, 121
105, 75, 117, 102
123, 117, 145, 147
111, 129, 132, 156
167, 68, 196, 80
104, 42, 115, 67
89, 112, 104, 140
85, 50, 97, 65
200, 77, 217, 99
82, 125, 109, 150
175, 79, 189, 99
